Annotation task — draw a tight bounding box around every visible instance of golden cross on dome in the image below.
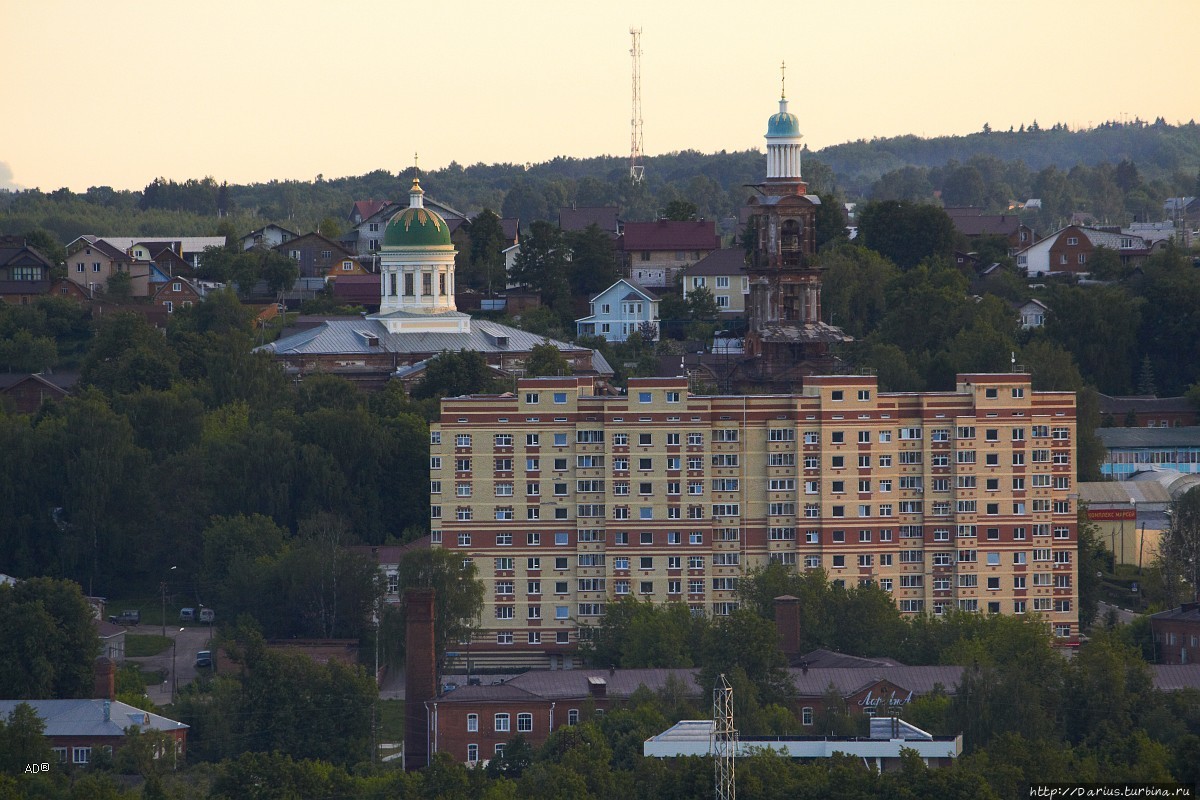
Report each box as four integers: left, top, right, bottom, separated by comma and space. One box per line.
414, 152, 420, 177
781, 60, 787, 100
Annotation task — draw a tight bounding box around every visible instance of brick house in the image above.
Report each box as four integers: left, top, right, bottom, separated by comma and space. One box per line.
1015, 225, 1153, 277
154, 277, 202, 314
1097, 394, 1199, 428
620, 220, 720, 290
65, 237, 148, 295
274, 232, 361, 279
0, 657, 187, 767
945, 208, 1036, 255
1151, 602, 1200, 664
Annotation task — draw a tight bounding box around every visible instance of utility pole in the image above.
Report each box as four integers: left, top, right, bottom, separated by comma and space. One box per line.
629, 27, 645, 182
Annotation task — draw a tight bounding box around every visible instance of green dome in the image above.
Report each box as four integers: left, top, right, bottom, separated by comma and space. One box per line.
383, 205, 452, 247
767, 110, 801, 137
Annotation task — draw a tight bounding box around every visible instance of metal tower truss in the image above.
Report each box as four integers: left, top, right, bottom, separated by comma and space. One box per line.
629, 27, 645, 182
712, 673, 737, 800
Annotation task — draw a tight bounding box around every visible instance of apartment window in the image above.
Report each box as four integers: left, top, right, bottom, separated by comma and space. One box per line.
494, 713, 511, 732
518, 713, 533, 733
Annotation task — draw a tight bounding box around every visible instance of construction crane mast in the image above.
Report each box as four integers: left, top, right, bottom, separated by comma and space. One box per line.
629, 26, 645, 182
712, 674, 736, 800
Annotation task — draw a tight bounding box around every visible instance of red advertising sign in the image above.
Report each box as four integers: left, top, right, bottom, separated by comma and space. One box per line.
1087, 508, 1136, 521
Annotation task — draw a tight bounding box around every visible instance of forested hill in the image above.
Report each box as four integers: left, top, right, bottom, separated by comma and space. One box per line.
819, 118, 1200, 196
2, 119, 1198, 244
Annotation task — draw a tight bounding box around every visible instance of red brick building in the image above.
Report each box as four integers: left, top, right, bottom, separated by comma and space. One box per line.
1098, 394, 1199, 429
1151, 602, 1200, 664
153, 277, 202, 314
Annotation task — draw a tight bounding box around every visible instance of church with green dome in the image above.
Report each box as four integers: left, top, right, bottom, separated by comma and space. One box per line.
259, 175, 613, 389
371, 177, 470, 333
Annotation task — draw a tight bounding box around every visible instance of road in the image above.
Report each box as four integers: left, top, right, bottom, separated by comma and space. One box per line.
124, 626, 213, 706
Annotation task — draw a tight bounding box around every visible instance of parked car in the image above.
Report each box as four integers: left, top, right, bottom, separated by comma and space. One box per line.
113, 610, 140, 625
199, 608, 215, 623
195, 650, 213, 669
179, 607, 195, 622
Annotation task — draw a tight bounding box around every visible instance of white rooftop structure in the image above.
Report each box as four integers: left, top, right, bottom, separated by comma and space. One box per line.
644, 717, 962, 766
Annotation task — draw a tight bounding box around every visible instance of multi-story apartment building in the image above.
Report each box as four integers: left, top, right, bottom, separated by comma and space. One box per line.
430, 374, 1078, 668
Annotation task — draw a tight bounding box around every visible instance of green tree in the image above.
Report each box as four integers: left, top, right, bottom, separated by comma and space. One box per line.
388, 547, 485, 666
81, 312, 181, 395
814, 192, 849, 250
0, 329, 57, 373
524, 341, 570, 378
1160, 487, 1200, 605
858, 200, 958, 269
662, 199, 698, 221
0, 703, 53, 777
466, 209, 508, 294
105, 269, 133, 300
566, 224, 618, 297
0, 578, 100, 699
411, 350, 502, 400
511, 220, 571, 314
818, 243, 899, 337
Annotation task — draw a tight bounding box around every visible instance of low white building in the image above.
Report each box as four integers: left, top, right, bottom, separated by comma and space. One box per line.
644, 717, 962, 771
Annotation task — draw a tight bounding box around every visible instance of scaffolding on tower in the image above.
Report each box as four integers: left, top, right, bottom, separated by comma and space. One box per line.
629, 27, 645, 182
712, 673, 736, 800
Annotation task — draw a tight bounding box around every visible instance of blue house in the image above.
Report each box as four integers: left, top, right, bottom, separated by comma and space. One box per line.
576, 279, 659, 342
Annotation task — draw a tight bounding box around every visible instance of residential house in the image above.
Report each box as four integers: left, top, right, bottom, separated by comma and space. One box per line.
1151, 602, 1200, 665
48, 279, 91, 303
559, 206, 622, 238
341, 197, 468, 259
329, 274, 382, 311
575, 279, 659, 342
91, 237, 226, 271
0, 697, 188, 767
1015, 298, 1049, 329
65, 237, 144, 295
240, 224, 299, 251
0, 373, 74, 413
154, 277, 203, 314
134, 242, 191, 278
0, 658, 187, 766
0, 236, 55, 305
273, 232, 360, 279
945, 207, 1036, 254
349, 536, 432, 605
620, 219, 719, 290
681, 249, 748, 316
1015, 225, 1154, 277
1164, 197, 1199, 247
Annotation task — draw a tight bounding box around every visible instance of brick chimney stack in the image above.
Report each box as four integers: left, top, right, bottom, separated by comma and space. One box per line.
774, 595, 802, 664
93, 655, 115, 700
404, 587, 436, 771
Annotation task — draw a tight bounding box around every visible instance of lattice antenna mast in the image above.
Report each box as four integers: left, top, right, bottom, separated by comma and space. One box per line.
712, 673, 737, 800
629, 27, 645, 182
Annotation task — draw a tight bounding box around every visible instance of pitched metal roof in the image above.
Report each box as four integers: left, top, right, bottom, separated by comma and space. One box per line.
621, 220, 719, 251
1097, 395, 1195, 415
1095, 426, 1200, 448
0, 699, 187, 737
684, 248, 747, 276
260, 317, 614, 376
559, 206, 620, 233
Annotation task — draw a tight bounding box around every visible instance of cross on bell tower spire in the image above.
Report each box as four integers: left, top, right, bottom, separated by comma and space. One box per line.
781, 60, 786, 100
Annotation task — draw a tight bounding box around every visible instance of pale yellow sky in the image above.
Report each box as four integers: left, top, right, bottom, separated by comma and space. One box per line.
3, 0, 1197, 192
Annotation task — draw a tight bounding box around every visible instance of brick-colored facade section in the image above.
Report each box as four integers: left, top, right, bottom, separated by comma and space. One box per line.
405, 588, 437, 770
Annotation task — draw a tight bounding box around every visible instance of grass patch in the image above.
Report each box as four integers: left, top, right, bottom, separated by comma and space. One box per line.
125, 634, 172, 657
377, 699, 406, 743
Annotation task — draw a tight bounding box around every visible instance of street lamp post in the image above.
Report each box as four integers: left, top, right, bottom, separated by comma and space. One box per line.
161, 565, 177, 638
171, 627, 183, 703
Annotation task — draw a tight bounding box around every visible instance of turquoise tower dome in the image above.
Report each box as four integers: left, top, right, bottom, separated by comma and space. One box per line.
767, 100, 802, 138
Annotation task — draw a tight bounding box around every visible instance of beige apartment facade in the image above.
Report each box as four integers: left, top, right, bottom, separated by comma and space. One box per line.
431, 374, 1079, 668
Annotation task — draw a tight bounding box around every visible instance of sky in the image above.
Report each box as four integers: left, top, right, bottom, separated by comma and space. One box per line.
3, 0, 1198, 192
